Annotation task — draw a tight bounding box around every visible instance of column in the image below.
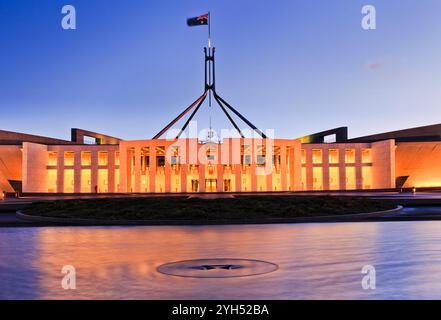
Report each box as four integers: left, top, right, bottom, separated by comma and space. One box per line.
266, 171, 273, 191
288, 145, 296, 191
265, 145, 273, 191
217, 164, 224, 192
234, 165, 242, 192
280, 146, 287, 191
180, 164, 187, 193
322, 148, 330, 191
305, 148, 313, 191
293, 141, 302, 191
164, 148, 171, 193
108, 150, 115, 193
119, 145, 127, 192
134, 147, 141, 193
339, 146, 346, 190
74, 150, 81, 193
91, 150, 98, 193
198, 164, 206, 192
230, 139, 241, 192
56, 149, 64, 193
355, 146, 363, 190
250, 141, 257, 192
149, 144, 156, 193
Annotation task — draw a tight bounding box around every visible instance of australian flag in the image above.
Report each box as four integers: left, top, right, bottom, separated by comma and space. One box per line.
187, 13, 209, 27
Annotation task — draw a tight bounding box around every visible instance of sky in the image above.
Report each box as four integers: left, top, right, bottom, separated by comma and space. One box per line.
1, 0, 441, 141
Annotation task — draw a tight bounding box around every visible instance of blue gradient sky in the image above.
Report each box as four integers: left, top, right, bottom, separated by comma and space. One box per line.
1, 0, 441, 141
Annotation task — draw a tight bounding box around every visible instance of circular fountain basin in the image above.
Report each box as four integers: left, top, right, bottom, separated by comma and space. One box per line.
157, 258, 278, 278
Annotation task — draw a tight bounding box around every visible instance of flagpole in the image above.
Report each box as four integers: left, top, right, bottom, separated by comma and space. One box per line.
208, 11, 211, 49
208, 12, 212, 116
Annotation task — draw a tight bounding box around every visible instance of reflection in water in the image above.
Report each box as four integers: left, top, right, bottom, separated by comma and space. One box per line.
1, 221, 441, 299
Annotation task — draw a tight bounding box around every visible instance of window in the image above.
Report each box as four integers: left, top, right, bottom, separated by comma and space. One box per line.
191, 180, 199, 192
84, 136, 99, 145
301, 167, 307, 190
63, 169, 74, 193
329, 167, 339, 190
313, 167, 323, 190
345, 167, 356, 190
312, 149, 322, 164
256, 155, 266, 166
98, 151, 108, 166
81, 151, 91, 166
143, 156, 150, 168
171, 147, 179, 164
115, 151, 120, 166
362, 149, 372, 163
80, 169, 91, 193
171, 156, 180, 165
362, 166, 372, 189
47, 169, 57, 193
273, 146, 281, 167
156, 146, 165, 155
345, 149, 355, 163
273, 154, 281, 167
47, 152, 57, 166
64, 152, 75, 166
206, 149, 215, 161
157, 156, 165, 167
98, 169, 108, 193
329, 149, 339, 164
115, 169, 120, 192
224, 179, 232, 192
301, 149, 306, 164
242, 155, 251, 166
324, 134, 336, 143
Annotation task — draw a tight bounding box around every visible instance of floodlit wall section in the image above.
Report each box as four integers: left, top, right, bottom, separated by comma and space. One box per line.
22, 143, 119, 193
300, 142, 387, 191
118, 138, 302, 193
22, 142, 48, 193
395, 141, 441, 188
19, 138, 395, 193
0, 145, 22, 193
371, 139, 396, 189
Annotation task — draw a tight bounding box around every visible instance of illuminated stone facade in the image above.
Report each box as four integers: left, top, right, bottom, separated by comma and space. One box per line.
2, 123, 441, 195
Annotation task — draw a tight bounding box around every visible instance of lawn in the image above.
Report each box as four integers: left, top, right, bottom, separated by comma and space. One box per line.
22, 195, 395, 221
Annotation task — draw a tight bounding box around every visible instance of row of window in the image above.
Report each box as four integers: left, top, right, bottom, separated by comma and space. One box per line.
47, 151, 120, 166
130, 154, 286, 168
47, 168, 120, 193
47, 148, 371, 167
301, 166, 372, 190
302, 148, 371, 164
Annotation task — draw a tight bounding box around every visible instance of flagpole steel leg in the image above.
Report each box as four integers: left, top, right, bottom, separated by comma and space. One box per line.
152, 93, 207, 139
175, 91, 208, 139
213, 92, 267, 139
213, 93, 244, 138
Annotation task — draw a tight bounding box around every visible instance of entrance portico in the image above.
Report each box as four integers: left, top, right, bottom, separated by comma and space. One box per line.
118, 138, 302, 193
